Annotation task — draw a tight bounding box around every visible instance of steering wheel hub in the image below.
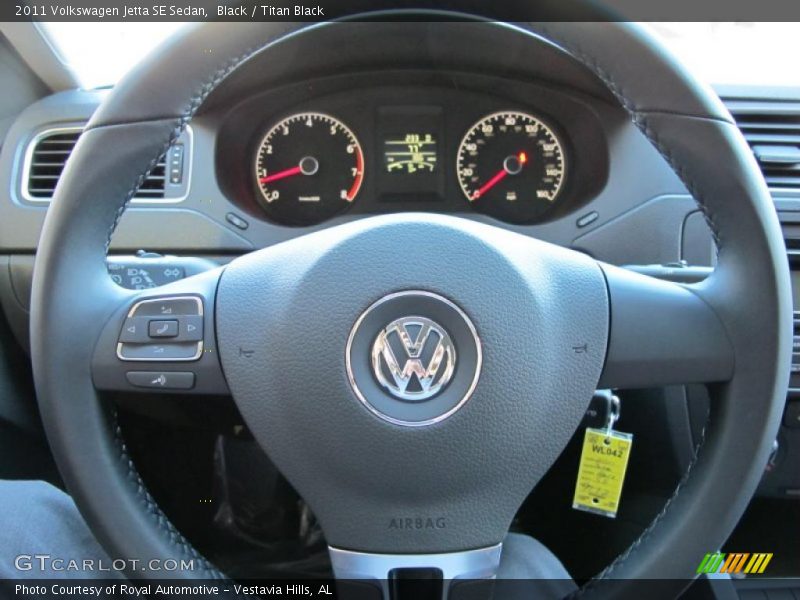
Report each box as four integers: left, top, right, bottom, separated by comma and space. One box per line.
215, 213, 609, 553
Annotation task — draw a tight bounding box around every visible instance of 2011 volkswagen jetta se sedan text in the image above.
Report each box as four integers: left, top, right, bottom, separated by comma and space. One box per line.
0, 5, 797, 600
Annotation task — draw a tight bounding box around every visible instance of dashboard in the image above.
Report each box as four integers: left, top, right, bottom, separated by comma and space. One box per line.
0, 23, 695, 261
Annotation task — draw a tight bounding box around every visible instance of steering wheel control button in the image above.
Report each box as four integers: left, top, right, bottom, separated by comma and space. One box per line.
119, 317, 150, 343
118, 342, 202, 361
148, 319, 178, 338
347, 291, 481, 426
125, 371, 195, 390
117, 295, 204, 362
180, 315, 204, 342
129, 296, 201, 317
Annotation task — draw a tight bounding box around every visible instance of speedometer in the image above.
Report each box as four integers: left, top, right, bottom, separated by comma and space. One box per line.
255, 112, 364, 225
456, 111, 566, 223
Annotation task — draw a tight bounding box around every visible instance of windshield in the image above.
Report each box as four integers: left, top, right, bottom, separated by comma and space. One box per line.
38, 22, 186, 89
39, 21, 800, 90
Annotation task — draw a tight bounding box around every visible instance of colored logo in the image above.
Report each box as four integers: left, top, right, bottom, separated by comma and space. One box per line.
697, 552, 773, 575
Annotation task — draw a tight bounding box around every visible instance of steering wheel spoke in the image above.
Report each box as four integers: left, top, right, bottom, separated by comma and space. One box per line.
92, 268, 229, 397
329, 545, 502, 599
598, 263, 735, 389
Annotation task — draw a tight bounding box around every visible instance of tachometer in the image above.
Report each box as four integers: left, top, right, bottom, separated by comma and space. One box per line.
456, 111, 566, 223
255, 112, 364, 225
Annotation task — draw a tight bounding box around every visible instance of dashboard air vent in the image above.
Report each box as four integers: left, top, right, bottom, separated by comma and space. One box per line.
25, 128, 167, 200
726, 100, 800, 193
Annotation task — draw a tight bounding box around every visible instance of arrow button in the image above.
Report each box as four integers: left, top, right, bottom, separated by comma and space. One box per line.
179, 315, 204, 342
119, 317, 149, 343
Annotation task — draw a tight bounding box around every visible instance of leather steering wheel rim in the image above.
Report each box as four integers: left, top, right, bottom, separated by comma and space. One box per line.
29, 15, 791, 597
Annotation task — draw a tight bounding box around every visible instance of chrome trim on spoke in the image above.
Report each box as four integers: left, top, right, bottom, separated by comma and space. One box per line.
328, 543, 502, 599
116, 295, 204, 362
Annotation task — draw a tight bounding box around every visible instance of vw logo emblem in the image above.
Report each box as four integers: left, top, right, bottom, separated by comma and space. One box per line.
346, 290, 481, 427
371, 317, 456, 401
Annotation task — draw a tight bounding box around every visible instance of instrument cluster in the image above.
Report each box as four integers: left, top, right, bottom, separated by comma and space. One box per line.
253, 109, 566, 226
215, 78, 608, 227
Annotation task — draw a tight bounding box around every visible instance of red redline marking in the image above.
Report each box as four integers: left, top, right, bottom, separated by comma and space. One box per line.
346, 148, 365, 202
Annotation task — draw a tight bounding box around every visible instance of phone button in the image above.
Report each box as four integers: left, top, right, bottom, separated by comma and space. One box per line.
148, 320, 179, 338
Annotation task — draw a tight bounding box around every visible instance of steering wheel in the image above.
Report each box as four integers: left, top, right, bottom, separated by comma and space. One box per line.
30, 15, 791, 599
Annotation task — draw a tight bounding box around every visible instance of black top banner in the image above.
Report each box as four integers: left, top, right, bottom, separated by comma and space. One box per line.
6, 0, 800, 22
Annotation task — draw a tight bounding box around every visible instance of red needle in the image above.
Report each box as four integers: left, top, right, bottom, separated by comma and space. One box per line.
472, 169, 508, 200
260, 165, 302, 184
472, 152, 528, 200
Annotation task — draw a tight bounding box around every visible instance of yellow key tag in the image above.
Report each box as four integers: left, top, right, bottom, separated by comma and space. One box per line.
572, 427, 633, 518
